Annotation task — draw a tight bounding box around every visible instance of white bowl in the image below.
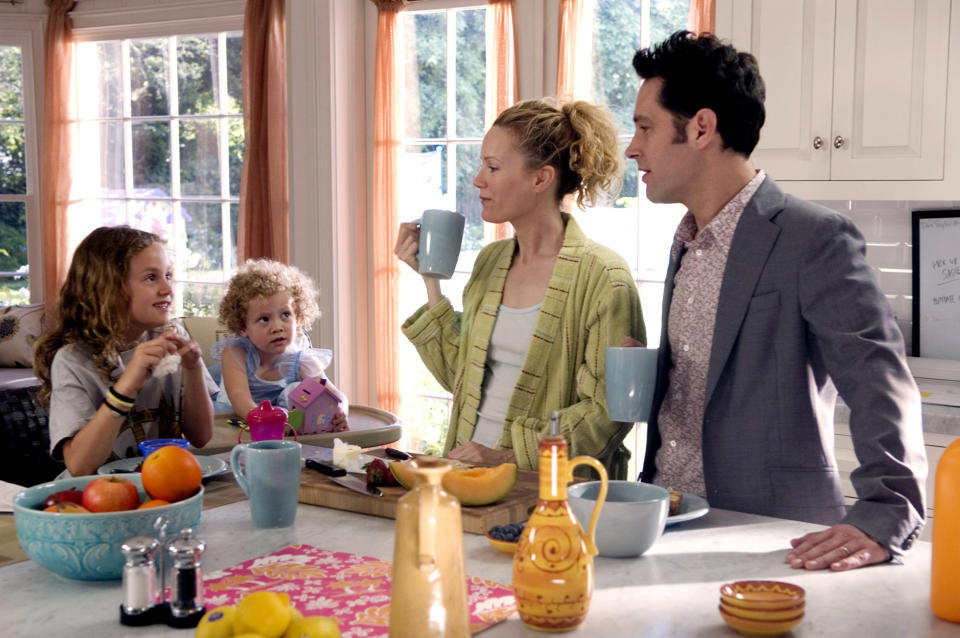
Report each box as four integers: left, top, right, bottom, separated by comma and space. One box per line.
568, 480, 669, 558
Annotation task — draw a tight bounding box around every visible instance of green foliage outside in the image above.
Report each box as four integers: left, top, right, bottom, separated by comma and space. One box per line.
0, 45, 29, 304
0, 36, 242, 311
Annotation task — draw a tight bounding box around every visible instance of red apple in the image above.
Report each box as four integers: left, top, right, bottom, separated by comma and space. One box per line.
43, 502, 90, 513
41, 488, 84, 510
81, 477, 140, 513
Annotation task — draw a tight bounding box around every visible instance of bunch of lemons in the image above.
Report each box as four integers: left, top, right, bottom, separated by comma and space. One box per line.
195, 591, 340, 638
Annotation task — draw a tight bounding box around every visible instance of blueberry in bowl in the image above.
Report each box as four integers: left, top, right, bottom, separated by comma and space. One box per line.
486, 522, 525, 555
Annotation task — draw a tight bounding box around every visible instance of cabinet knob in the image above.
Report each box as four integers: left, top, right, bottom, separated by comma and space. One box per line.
833, 135, 845, 149
812, 136, 823, 150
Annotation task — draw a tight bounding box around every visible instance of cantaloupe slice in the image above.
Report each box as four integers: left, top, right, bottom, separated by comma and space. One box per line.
389, 461, 518, 507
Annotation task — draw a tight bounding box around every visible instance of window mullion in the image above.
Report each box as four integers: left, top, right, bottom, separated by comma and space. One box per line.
168, 36, 185, 315
446, 10, 457, 206
217, 32, 231, 280
121, 39, 134, 225
640, 0, 652, 47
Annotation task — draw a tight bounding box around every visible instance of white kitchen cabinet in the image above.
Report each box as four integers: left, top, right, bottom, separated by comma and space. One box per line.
716, 0, 951, 183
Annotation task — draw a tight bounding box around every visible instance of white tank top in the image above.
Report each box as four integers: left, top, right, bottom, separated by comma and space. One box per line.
472, 303, 542, 448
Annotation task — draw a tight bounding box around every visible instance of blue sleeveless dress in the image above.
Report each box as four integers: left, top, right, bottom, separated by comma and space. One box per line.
210, 334, 333, 414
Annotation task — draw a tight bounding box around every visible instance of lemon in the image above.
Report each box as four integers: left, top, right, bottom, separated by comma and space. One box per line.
233, 634, 267, 638
283, 616, 341, 638
234, 591, 293, 638
193, 605, 235, 638
290, 607, 304, 623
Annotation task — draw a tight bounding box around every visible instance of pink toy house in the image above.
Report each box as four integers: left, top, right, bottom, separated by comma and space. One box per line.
288, 378, 343, 433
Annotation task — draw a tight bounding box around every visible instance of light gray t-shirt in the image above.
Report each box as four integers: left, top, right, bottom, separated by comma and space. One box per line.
473, 303, 541, 448
48, 337, 217, 466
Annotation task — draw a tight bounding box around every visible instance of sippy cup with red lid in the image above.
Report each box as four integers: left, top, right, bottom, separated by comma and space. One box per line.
238, 400, 298, 443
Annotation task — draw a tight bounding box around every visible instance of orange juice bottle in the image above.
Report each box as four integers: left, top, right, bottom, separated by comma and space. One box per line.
931, 437, 960, 622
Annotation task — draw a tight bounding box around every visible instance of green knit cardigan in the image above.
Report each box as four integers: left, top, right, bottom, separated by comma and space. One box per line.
401, 216, 645, 479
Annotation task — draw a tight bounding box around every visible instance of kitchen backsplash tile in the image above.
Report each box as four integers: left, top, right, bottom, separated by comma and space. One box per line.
814, 199, 960, 353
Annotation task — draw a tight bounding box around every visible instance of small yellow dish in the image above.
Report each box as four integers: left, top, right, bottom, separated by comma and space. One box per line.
719, 600, 804, 621
486, 533, 518, 555
719, 605, 803, 637
720, 580, 805, 611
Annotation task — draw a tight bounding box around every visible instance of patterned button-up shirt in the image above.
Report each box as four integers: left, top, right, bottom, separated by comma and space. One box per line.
652, 170, 767, 496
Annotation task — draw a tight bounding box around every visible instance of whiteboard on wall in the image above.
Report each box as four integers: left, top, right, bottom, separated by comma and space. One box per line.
912, 210, 960, 360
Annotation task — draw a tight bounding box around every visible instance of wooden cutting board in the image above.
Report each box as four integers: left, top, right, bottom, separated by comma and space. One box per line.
298, 464, 541, 535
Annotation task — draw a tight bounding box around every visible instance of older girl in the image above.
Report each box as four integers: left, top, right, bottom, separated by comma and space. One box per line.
34, 226, 215, 476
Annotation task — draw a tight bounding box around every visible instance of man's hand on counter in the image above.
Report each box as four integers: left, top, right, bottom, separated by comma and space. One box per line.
786, 523, 890, 571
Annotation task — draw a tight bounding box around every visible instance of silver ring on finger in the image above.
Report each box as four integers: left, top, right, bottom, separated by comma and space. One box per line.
839, 546, 850, 558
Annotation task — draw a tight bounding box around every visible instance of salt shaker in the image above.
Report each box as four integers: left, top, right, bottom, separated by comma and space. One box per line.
166, 528, 206, 627
119, 535, 161, 626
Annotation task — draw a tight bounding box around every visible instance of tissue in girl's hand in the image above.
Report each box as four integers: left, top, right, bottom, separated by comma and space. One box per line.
153, 353, 181, 377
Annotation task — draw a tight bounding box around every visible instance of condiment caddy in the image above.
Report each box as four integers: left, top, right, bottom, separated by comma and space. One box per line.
119, 516, 206, 628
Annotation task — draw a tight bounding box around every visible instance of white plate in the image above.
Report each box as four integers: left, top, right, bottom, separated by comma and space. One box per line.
665, 492, 709, 526
98, 455, 229, 481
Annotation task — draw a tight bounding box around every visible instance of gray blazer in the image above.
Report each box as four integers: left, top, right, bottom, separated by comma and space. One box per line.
641, 178, 927, 557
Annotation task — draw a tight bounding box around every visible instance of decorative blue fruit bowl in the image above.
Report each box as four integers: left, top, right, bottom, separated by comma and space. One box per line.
13, 474, 202, 580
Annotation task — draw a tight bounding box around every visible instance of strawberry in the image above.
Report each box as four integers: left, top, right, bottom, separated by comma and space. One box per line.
366, 458, 399, 487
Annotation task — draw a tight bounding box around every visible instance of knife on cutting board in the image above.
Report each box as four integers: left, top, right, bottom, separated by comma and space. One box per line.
305, 459, 382, 497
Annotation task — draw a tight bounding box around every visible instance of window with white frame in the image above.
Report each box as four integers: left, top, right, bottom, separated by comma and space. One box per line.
0, 39, 36, 305
575, 0, 690, 349
70, 31, 244, 316
396, 4, 488, 453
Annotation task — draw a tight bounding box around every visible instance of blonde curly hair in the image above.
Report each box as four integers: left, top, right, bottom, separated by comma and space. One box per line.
218, 259, 320, 335
492, 98, 624, 209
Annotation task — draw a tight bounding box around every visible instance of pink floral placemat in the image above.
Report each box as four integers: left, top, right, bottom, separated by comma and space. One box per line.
203, 544, 516, 637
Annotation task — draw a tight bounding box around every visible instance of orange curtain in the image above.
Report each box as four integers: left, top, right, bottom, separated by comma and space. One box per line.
239, 0, 289, 263
487, 0, 517, 241
556, 0, 593, 99
688, 0, 716, 34
370, 0, 406, 415
40, 0, 76, 316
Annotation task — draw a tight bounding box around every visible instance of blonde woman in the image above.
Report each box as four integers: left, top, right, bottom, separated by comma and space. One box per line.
395, 99, 645, 478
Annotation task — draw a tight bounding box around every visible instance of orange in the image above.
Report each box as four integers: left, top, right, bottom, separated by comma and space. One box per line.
141, 446, 203, 502
137, 498, 171, 509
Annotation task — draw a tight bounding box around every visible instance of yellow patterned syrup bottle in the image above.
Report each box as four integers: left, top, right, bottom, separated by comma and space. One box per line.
512, 412, 608, 631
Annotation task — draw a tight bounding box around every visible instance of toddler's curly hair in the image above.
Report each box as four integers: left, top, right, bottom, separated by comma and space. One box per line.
218, 260, 320, 335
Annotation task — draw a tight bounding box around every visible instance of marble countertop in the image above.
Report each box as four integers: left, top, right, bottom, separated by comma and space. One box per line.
0, 497, 955, 637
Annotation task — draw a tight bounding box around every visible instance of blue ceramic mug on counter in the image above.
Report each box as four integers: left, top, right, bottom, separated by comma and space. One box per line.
231, 440, 302, 528
417, 209, 465, 279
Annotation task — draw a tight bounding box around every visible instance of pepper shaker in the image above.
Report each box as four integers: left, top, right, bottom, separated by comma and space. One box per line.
165, 528, 207, 628
119, 535, 162, 626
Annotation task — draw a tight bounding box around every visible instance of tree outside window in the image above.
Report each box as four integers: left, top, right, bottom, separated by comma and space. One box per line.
0, 44, 29, 305
71, 32, 243, 317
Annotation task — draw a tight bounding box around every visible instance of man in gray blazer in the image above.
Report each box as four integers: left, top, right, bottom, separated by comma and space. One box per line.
626, 32, 926, 571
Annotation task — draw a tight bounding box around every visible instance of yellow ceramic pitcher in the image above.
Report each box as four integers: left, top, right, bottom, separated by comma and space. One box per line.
512, 412, 608, 632
389, 457, 470, 638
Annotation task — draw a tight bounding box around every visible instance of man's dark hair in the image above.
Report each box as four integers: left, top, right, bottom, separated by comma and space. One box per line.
632, 30, 766, 156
